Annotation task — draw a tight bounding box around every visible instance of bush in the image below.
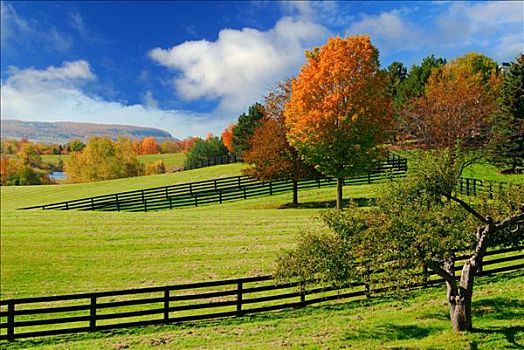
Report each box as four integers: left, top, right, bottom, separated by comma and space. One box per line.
144, 160, 166, 175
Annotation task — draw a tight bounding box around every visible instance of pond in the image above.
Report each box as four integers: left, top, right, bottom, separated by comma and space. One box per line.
49, 171, 65, 181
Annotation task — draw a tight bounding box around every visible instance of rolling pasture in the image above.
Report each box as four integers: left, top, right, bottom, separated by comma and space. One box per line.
1, 163, 523, 349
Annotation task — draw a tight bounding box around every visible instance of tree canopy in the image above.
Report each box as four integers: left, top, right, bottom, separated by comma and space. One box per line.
401, 53, 501, 149
285, 35, 392, 209
276, 148, 524, 332
231, 103, 265, 156
243, 80, 317, 206
184, 136, 228, 168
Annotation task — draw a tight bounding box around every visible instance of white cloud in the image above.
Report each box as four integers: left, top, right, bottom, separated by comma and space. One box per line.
142, 90, 159, 110
0, 61, 224, 138
6, 61, 96, 87
348, 12, 422, 52
1, 2, 73, 54
347, 1, 523, 61
149, 16, 328, 115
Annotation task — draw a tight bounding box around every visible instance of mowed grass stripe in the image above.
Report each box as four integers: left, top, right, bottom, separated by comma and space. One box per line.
1, 182, 378, 299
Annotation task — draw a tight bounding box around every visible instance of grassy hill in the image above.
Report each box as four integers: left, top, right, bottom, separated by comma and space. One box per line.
1, 163, 523, 349
1, 163, 384, 298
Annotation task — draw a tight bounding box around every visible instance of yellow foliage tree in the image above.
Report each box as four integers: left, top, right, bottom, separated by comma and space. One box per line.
285, 36, 392, 209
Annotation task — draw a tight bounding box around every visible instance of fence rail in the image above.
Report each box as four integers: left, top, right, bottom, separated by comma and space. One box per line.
21, 154, 408, 212
0, 246, 522, 341
181, 154, 243, 171
457, 177, 523, 197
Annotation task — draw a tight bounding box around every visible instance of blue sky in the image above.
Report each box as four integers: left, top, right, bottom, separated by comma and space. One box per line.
1, 1, 522, 138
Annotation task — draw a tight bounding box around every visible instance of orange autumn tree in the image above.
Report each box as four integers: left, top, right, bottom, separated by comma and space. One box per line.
221, 123, 235, 153
285, 36, 392, 210
140, 137, 159, 155
243, 80, 317, 207
401, 53, 502, 148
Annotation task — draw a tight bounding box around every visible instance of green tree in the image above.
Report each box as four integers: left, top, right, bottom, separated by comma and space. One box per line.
231, 103, 265, 156
489, 55, 524, 172
184, 137, 228, 168
67, 139, 86, 153
384, 61, 407, 109
398, 55, 446, 104
276, 149, 524, 332
500, 54, 524, 120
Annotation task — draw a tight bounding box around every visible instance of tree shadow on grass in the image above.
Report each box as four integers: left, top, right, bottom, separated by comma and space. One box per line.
471, 326, 524, 349
279, 197, 376, 209
473, 298, 524, 320
343, 323, 437, 342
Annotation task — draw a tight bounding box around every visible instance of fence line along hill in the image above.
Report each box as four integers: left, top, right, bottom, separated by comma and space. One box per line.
0, 246, 521, 341
21, 154, 408, 212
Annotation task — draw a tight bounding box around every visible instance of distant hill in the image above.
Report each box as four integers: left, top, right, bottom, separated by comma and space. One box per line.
1, 120, 175, 144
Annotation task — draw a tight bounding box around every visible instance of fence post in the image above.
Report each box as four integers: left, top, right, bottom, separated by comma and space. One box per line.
169, 197, 173, 210
237, 282, 243, 316
214, 179, 218, 191
269, 182, 273, 196
144, 199, 148, 212
189, 183, 193, 195
65, 202, 69, 210
460, 178, 464, 194
90, 296, 96, 332
368, 172, 371, 184
422, 263, 429, 286
165, 187, 169, 200
115, 194, 120, 212
466, 178, 470, 196
299, 282, 306, 307
91, 198, 95, 211
243, 186, 247, 200
164, 288, 170, 322
195, 193, 198, 207
219, 190, 223, 204
7, 300, 15, 341
238, 177, 241, 188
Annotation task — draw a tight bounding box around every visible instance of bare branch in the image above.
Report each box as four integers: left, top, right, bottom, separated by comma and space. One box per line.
444, 193, 488, 224
495, 211, 524, 231
429, 260, 457, 291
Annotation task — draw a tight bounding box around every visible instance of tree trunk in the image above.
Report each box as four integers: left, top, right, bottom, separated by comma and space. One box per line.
292, 180, 298, 207
336, 177, 344, 210
445, 258, 475, 332
448, 293, 472, 332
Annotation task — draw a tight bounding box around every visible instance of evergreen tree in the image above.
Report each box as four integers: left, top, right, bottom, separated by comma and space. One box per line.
489, 55, 524, 172
231, 103, 265, 156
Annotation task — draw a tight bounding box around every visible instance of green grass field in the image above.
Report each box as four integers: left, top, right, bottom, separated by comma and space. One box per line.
1, 162, 523, 348
394, 150, 524, 184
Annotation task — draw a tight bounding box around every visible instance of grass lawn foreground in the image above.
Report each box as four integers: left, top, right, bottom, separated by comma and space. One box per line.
1, 163, 523, 348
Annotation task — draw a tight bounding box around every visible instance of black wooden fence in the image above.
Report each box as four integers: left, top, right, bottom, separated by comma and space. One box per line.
0, 246, 522, 341
181, 154, 243, 171
21, 154, 408, 212
457, 177, 523, 197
